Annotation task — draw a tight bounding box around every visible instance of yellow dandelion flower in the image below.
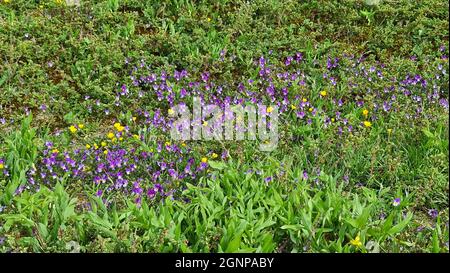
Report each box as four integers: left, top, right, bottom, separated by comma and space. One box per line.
107, 132, 114, 139
103, 150, 108, 155
52, 149, 59, 154
308, 107, 313, 112
78, 123, 84, 129
119, 137, 124, 141
117, 125, 125, 132
207, 17, 211, 22
202, 121, 208, 126
363, 121, 372, 128
291, 105, 297, 110
114, 122, 121, 129
201, 157, 208, 163
85, 144, 91, 149
165, 141, 171, 146
69, 125, 77, 133
362, 109, 369, 116
181, 142, 186, 147
0, 163, 4, 169
101, 141, 107, 147
331, 118, 335, 122
94, 143, 99, 150
266, 106, 274, 113
387, 128, 392, 134
211, 153, 218, 159
350, 235, 362, 247
320, 90, 327, 97
168, 108, 175, 115
302, 98, 307, 102
132, 116, 137, 122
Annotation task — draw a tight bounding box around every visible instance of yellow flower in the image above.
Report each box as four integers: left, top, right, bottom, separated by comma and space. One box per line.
350, 235, 362, 247
266, 106, 274, 113
69, 125, 77, 133
302, 98, 307, 102
132, 116, 137, 122
103, 150, 108, 155
181, 142, 186, 147
363, 121, 372, 128
101, 141, 107, 147
112, 137, 117, 143
0, 163, 4, 169
107, 132, 114, 139
119, 137, 124, 141
320, 90, 327, 97
331, 118, 335, 122
387, 128, 392, 134
165, 141, 171, 146
78, 123, 84, 129
85, 144, 91, 149
362, 109, 369, 116
94, 143, 99, 150
168, 108, 175, 115
114, 122, 121, 129
211, 153, 218, 159
201, 157, 208, 163
52, 149, 59, 154
207, 17, 212, 22
116, 125, 125, 132
202, 121, 208, 126
290, 105, 297, 110
133, 134, 139, 140
308, 107, 313, 112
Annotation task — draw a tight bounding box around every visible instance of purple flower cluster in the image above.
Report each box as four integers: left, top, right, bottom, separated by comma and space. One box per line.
25, 140, 210, 205
2, 47, 447, 208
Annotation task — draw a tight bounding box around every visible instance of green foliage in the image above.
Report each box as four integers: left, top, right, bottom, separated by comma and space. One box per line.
1, 114, 37, 205
0, 0, 448, 253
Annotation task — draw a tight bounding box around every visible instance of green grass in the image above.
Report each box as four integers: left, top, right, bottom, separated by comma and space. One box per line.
0, 0, 448, 253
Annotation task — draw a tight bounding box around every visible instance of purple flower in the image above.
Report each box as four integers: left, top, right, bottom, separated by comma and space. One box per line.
428, 209, 438, 219
393, 198, 401, 207
285, 56, 293, 66
296, 111, 305, 119
343, 175, 349, 184
147, 188, 156, 199
302, 170, 308, 180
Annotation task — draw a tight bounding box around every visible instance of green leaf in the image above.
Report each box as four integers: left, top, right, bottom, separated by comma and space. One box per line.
208, 160, 227, 170
37, 223, 49, 239
225, 234, 242, 253
388, 213, 413, 235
